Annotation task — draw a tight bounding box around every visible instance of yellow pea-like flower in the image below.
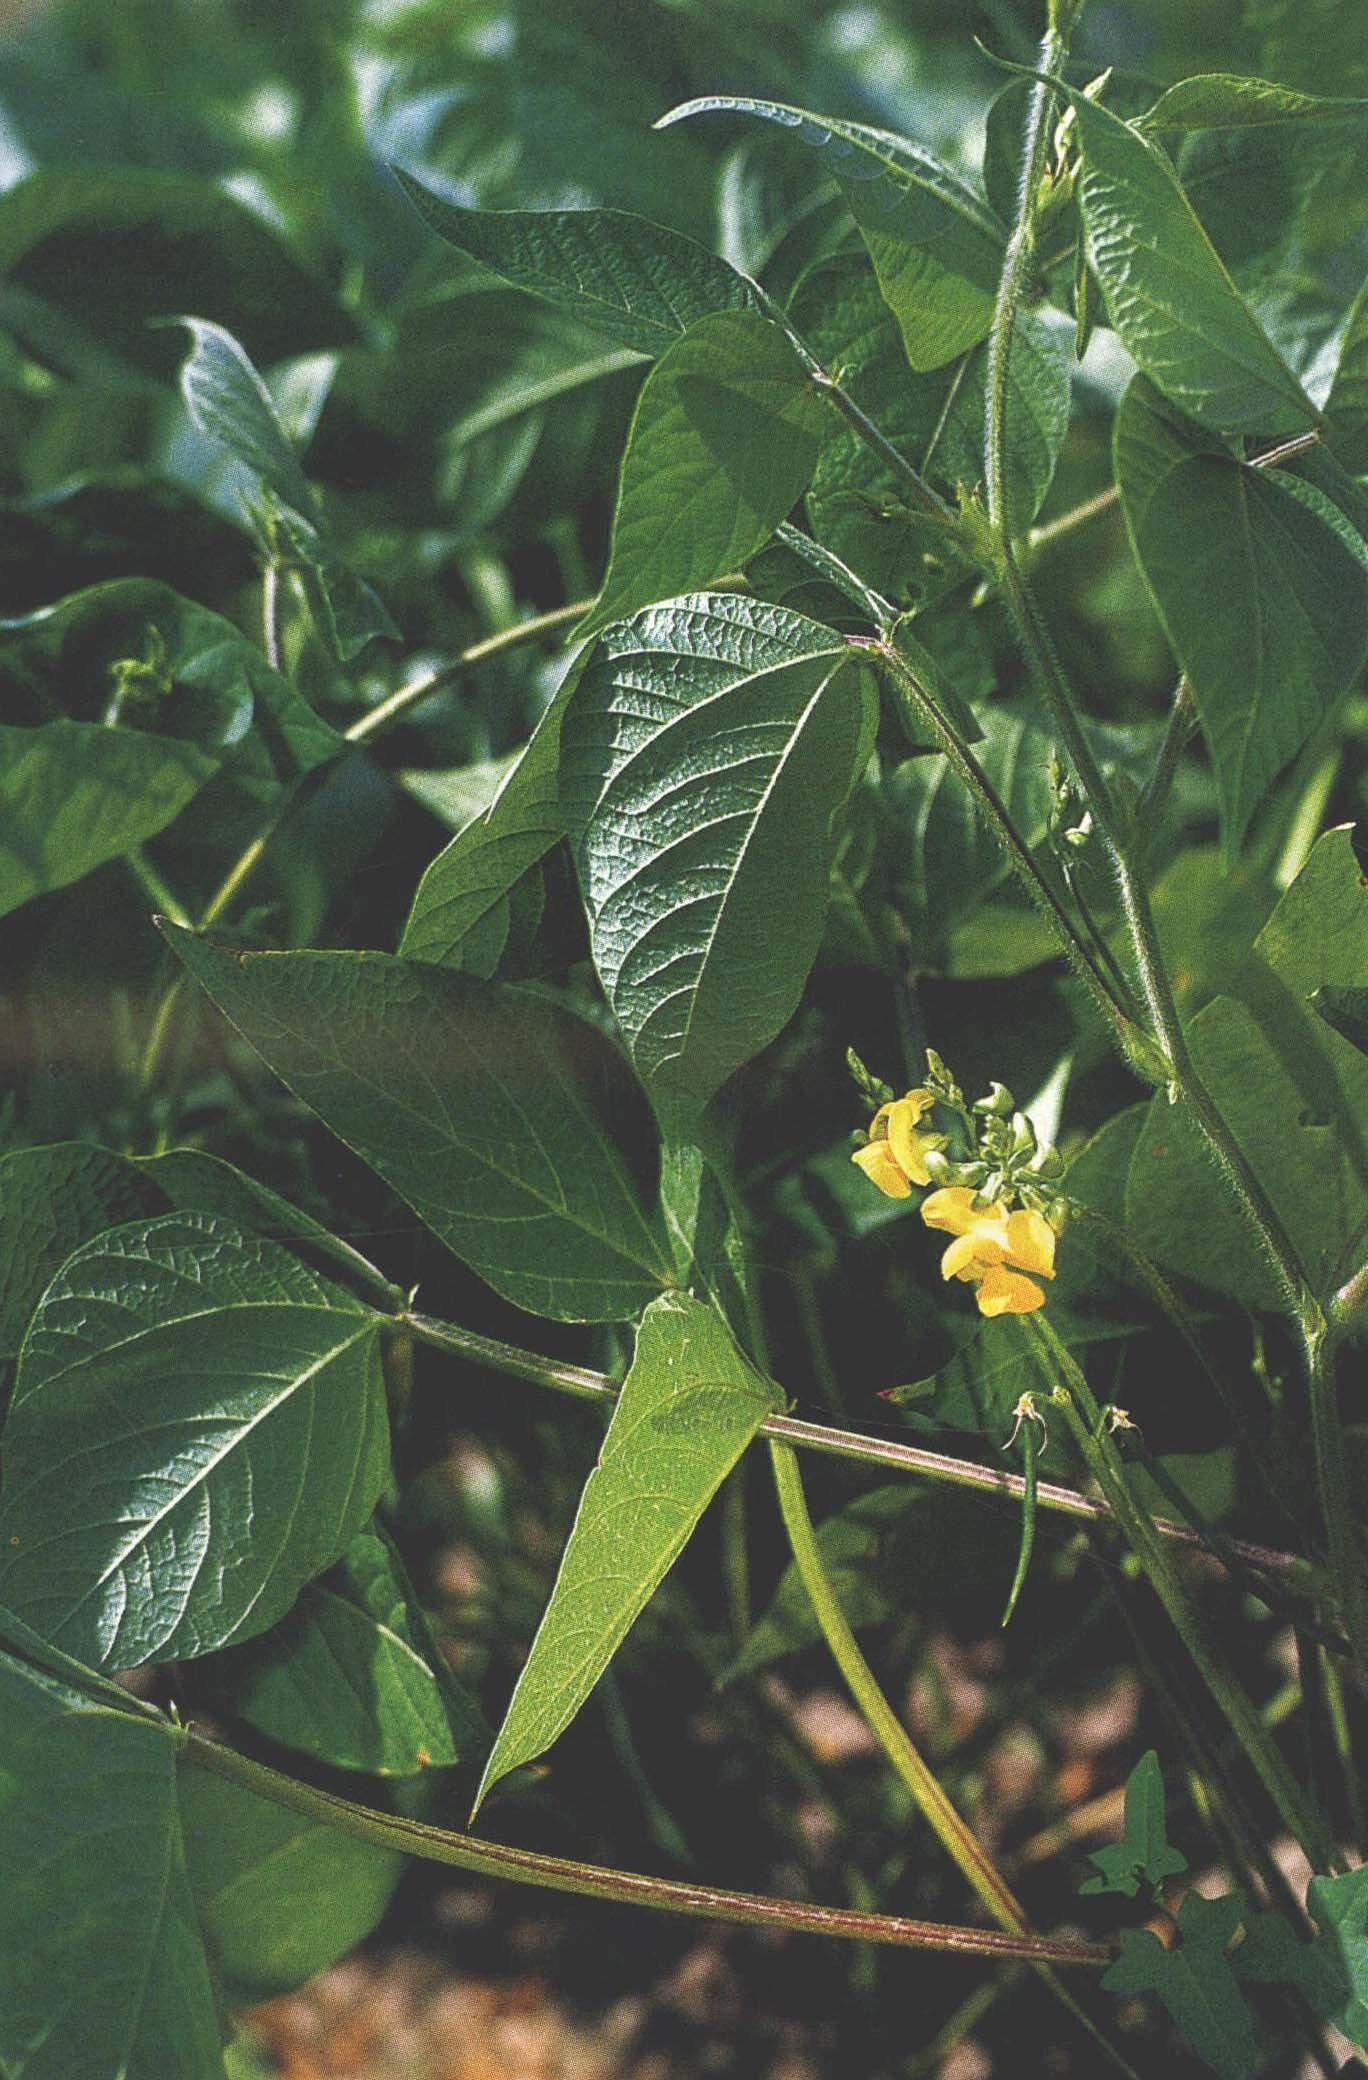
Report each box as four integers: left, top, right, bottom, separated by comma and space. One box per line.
920, 1187, 1056, 1317
850, 1088, 937, 1199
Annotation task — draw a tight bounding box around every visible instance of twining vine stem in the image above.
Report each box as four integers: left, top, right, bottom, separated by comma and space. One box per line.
400, 1310, 1307, 1580
182, 1727, 1113, 1969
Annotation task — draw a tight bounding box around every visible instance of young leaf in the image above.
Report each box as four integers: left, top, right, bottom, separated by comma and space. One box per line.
581, 308, 828, 634
1137, 74, 1368, 133
391, 171, 758, 357
400, 669, 581, 973
1080, 1750, 1189, 1898
1056, 83, 1316, 434
0, 1644, 225, 2080
474, 1291, 775, 1812
1103, 1892, 1257, 2080
659, 97, 1005, 372
162, 932, 674, 1322
0, 720, 215, 919
0, 1211, 390, 1669
179, 1762, 402, 2005
202, 1523, 485, 1775
1115, 377, 1368, 853
560, 592, 876, 1112
173, 315, 318, 521
1238, 1868, 1368, 2047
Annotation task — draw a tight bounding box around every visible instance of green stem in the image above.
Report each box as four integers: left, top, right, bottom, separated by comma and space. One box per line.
1135, 677, 1193, 848
182, 1729, 1109, 1967
261, 560, 284, 673
1028, 484, 1121, 554
767, 1439, 1031, 1930
124, 847, 190, 931
874, 638, 1150, 1064
1307, 1331, 1368, 1678
400, 1310, 1307, 1578
1026, 1316, 1333, 1868
767, 1438, 1139, 2076
345, 598, 593, 746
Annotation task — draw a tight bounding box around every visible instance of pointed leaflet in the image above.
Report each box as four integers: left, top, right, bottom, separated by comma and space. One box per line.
400, 662, 582, 972
391, 170, 758, 357
1115, 377, 1368, 852
659, 97, 1004, 372
1054, 81, 1316, 435
0, 1212, 389, 1670
560, 593, 876, 1110
475, 1292, 775, 1811
1104, 1892, 1257, 2080
0, 1648, 225, 2080
1080, 1750, 1188, 1898
581, 308, 828, 635
163, 932, 673, 1322
1239, 1868, 1368, 2047
1137, 74, 1368, 133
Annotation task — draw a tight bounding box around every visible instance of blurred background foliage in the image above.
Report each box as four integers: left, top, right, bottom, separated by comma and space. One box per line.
2, 2, 1366, 2076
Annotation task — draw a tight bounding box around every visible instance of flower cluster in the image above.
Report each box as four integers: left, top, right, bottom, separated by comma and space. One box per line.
849, 1051, 1066, 1318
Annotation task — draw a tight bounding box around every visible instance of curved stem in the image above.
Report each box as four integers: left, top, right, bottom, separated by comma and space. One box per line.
1026, 1316, 1333, 1869
767, 1438, 1139, 2076
400, 1310, 1309, 1579
345, 598, 593, 746
182, 1728, 1109, 1968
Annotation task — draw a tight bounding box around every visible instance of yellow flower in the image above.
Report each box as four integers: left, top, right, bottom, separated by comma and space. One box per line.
851, 1088, 937, 1198
920, 1186, 1056, 1317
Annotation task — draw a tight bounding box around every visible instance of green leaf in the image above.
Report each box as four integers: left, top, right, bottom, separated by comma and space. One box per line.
173, 316, 319, 521
0, 1645, 225, 2080
0, 720, 215, 919
1138, 74, 1368, 133
1057, 83, 1316, 434
1103, 1891, 1257, 2080
1315, 983, 1368, 1058
399, 675, 579, 973
582, 308, 828, 634
1238, 1868, 1368, 2045
0, 167, 355, 378
0, 1211, 390, 1669
788, 251, 953, 600
930, 303, 1075, 538
0, 1143, 163, 1362
560, 592, 875, 1111
1080, 1750, 1189, 1898
660, 97, 1005, 372
1126, 831, 1368, 1311
1115, 378, 1368, 852
475, 1292, 775, 1811
1326, 274, 1368, 475
162, 932, 674, 1322
885, 1318, 1055, 1452
204, 1524, 484, 1775
391, 172, 758, 357
179, 1762, 402, 2005
260, 491, 398, 664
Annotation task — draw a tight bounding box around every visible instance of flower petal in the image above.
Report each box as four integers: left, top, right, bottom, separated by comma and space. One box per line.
976, 1264, 1045, 1316
1004, 1208, 1056, 1280
852, 1141, 912, 1199
920, 1186, 980, 1235
885, 1099, 932, 1187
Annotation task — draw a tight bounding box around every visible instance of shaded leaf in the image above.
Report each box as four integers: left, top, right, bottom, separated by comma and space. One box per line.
0, 167, 354, 378
179, 1762, 402, 2005
0, 1142, 163, 1363
476, 1292, 775, 1810
0, 1644, 225, 2080
162, 932, 673, 1323
1103, 1892, 1257, 2080
173, 316, 318, 522
0, 1212, 390, 1669
1115, 378, 1368, 851
728, 1485, 920, 1679
0, 720, 215, 921
930, 303, 1074, 538
204, 1524, 484, 1775
660, 96, 1004, 372
582, 308, 828, 633
561, 592, 875, 1112
1326, 274, 1368, 475
391, 172, 757, 357
1138, 75, 1368, 133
